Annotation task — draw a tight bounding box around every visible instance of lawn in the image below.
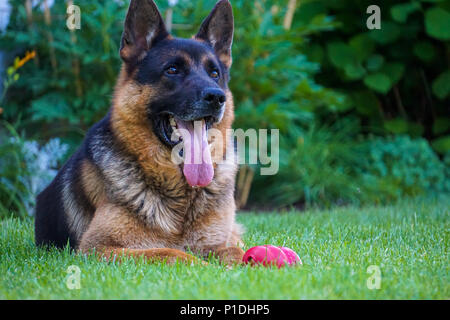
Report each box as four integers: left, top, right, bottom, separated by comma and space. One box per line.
0, 196, 448, 299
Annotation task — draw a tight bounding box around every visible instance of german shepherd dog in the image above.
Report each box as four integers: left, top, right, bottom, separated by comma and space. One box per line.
35, 0, 245, 265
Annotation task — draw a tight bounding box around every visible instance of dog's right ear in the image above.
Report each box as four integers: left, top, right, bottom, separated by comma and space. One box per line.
195, 0, 234, 68
120, 0, 168, 63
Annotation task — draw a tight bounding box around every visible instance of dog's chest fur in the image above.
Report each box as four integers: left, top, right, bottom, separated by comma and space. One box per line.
79, 122, 238, 251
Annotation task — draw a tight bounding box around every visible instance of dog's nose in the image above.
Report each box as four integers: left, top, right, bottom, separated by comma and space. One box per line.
202, 88, 226, 108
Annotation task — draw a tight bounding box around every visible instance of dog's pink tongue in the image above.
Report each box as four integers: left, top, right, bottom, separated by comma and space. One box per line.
177, 120, 213, 187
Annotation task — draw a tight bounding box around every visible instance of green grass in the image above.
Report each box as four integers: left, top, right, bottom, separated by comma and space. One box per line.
0, 196, 448, 299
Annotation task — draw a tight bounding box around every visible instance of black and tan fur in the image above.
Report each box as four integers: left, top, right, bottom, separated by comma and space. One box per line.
35, 0, 244, 265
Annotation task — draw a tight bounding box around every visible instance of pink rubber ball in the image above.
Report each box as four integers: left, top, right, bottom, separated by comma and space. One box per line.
242, 245, 301, 268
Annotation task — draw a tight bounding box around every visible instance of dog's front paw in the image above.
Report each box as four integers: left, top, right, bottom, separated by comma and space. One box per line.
214, 247, 245, 266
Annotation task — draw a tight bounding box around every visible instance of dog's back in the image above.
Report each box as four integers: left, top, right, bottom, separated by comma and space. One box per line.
35, 116, 110, 248
35, 164, 73, 248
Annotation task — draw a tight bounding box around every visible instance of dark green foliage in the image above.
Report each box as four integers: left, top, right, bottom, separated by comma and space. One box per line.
0, 122, 31, 218
358, 135, 450, 202
0, 0, 448, 210
250, 121, 366, 208
0, 121, 68, 218
299, 0, 450, 152
0, 0, 126, 149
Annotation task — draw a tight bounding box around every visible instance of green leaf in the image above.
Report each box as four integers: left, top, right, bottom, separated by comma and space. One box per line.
369, 22, 401, 44
7, 67, 14, 76
380, 63, 405, 85
295, 2, 326, 24
366, 54, 384, 71
384, 118, 409, 134
349, 34, 375, 62
432, 70, 450, 99
327, 42, 356, 68
305, 44, 325, 64
425, 7, 450, 40
413, 42, 436, 62
433, 118, 450, 135
364, 73, 392, 94
432, 135, 450, 154
344, 62, 366, 79
351, 90, 380, 116
391, 2, 421, 23
30, 93, 72, 122
408, 123, 425, 137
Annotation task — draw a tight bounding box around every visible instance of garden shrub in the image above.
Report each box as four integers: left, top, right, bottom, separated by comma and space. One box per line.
298, 0, 450, 154
249, 120, 367, 208
0, 0, 448, 211
0, 122, 68, 218
358, 135, 449, 202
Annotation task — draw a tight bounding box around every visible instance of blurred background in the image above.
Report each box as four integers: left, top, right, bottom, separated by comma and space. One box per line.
0, 0, 448, 218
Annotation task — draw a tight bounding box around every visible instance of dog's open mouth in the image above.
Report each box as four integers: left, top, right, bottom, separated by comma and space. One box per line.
160, 114, 215, 146
154, 114, 216, 187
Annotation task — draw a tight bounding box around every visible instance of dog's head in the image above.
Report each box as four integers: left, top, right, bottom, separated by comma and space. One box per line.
116, 0, 234, 187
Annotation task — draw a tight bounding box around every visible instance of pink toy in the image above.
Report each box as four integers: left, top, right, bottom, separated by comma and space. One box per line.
278, 246, 302, 265
242, 245, 302, 268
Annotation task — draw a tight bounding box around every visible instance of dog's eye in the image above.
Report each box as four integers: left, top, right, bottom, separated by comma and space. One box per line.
210, 70, 219, 79
166, 65, 179, 75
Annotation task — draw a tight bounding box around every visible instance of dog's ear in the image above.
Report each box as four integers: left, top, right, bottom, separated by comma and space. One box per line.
195, 0, 234, 68
120, 0, 168, 63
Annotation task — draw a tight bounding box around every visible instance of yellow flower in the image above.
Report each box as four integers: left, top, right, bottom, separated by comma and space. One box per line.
13, 50, 36, 70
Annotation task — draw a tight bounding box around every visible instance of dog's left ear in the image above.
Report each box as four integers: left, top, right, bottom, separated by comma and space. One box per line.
120, 0, 168, 63
195, 0, 234, 68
